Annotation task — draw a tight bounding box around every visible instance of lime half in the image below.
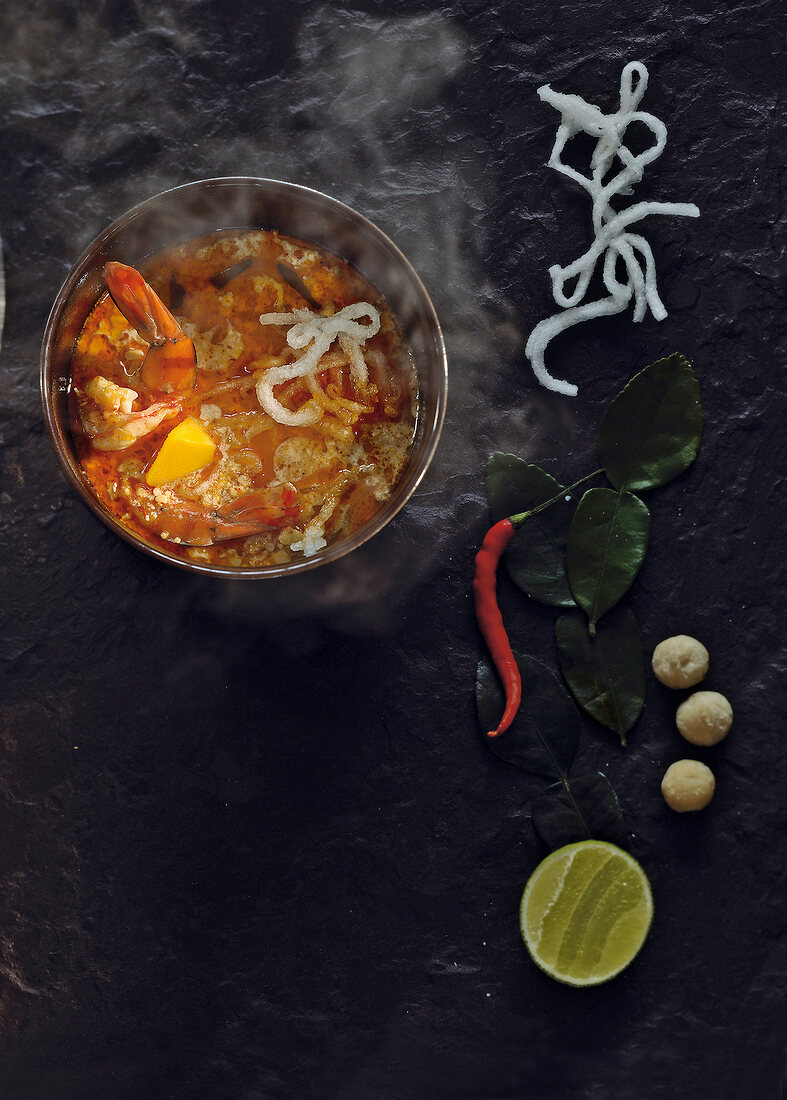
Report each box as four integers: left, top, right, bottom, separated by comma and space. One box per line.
520, 840, 653, 987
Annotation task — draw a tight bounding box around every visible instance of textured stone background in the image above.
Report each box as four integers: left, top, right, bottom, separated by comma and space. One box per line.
0, 1, 784, 1098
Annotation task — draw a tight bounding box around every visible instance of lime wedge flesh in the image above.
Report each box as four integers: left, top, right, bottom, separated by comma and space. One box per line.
520, 839, 653, 986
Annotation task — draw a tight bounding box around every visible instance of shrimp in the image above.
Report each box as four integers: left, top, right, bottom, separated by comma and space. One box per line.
103, 261, 197, 395
121, 481, 300, 546
76, 262, 198, 451
79, 376, 180, 452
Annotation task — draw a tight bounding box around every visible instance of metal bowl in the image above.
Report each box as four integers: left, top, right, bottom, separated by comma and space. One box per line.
40, 177, 448, 578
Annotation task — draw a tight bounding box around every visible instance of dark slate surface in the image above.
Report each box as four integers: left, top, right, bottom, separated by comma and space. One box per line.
0, 2, 784, 1098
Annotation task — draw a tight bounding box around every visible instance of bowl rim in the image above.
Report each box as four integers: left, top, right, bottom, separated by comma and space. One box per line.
40, 176, 448, 579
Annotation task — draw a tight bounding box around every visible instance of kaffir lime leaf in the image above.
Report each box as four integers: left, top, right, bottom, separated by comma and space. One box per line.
519, 839, 653, 987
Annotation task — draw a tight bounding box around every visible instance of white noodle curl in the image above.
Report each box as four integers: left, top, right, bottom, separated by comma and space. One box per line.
257, 303, 380, 425
526, 61, 700, 396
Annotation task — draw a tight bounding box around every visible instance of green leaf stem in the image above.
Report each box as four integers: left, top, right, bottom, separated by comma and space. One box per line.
555, 606, 645, 746
485, 454, 576, 607
475, 653, 580, 781
597, 353, 703, 492
567, 488, 650, 632
532, 772, 627, 850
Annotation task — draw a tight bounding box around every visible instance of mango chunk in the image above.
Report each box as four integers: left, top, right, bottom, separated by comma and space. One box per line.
145, 416, 216, 487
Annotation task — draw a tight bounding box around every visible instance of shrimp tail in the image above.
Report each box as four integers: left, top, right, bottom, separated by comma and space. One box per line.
211, 483, 300, 536
104, 261, 197, 395
104, 261, 182, 344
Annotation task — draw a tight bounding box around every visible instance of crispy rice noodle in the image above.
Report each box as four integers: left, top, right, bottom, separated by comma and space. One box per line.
526, 61, 700, 396
256, 303, 381, 425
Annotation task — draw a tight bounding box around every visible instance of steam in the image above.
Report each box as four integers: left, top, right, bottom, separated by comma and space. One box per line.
9, 5, 576, 625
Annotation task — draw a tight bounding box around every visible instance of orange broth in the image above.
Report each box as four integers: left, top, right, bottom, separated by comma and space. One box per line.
68, 229, 417, 567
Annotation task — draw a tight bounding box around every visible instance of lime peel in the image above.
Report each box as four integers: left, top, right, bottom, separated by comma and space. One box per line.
520, 839, 653, 986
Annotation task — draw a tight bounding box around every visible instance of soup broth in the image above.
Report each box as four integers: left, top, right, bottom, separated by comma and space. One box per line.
69, 229, 417, 568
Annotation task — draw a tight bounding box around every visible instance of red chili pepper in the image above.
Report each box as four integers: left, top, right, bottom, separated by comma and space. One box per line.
472, 517, 522, 737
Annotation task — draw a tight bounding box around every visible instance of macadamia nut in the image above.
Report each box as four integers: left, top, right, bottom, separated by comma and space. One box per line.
652, 635, 709, 689
676, 690, 733, 746
661, 759, 716, 812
